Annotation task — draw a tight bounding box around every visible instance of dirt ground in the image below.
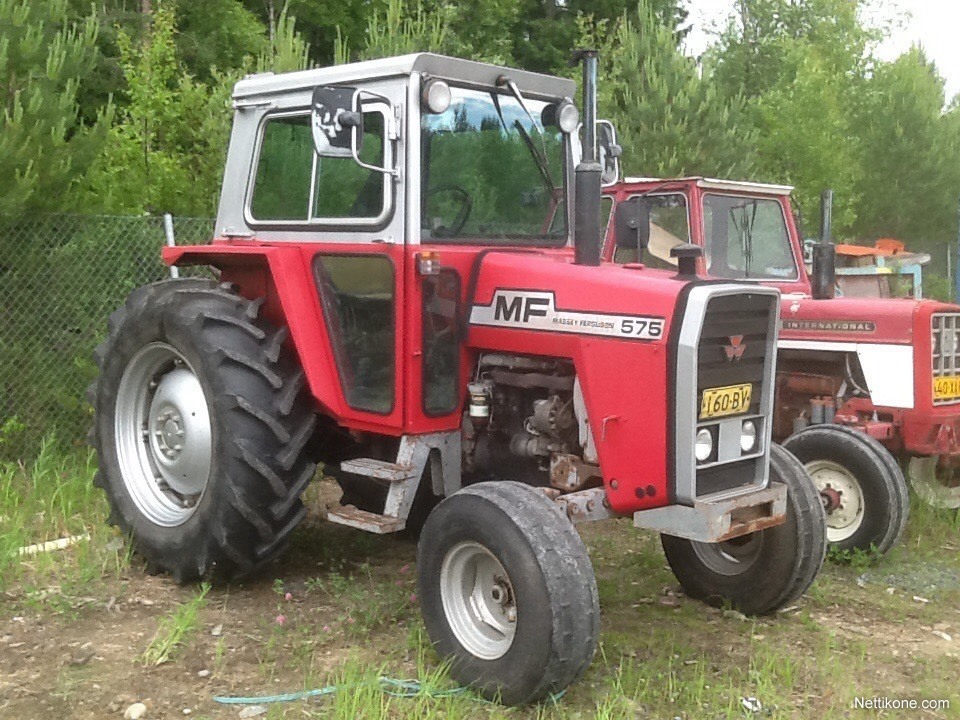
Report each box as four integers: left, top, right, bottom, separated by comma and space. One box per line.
2, 488, 959, 720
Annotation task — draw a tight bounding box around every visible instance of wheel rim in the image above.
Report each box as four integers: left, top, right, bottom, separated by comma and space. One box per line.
691, 532, 764, 576
114, 342, 213, 527
806, 459, 865, 542
439, 541, 517, 660
908, 456, 960, 509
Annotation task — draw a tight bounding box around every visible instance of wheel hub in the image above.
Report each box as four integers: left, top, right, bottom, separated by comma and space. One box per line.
147, 367, 212, 496
691, 532, 764, 576
114, 343, 213, 527
440, 542, 517, 660
806, 459, 865, 542
820, 485, 842, 512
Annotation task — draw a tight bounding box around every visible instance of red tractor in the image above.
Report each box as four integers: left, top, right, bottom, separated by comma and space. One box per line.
603, 176, 960, 555
88, 53, 826, 704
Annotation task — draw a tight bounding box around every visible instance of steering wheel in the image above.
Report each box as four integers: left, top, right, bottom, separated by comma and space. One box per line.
426, 185, 473, 239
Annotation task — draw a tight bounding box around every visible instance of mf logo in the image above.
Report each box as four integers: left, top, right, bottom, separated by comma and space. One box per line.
724, 335, 746, 362
494, 293, 551, 323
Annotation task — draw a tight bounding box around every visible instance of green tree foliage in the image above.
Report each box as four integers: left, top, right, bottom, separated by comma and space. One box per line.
707, 0, 875, 229
512, 0, 687, 74
851, 48, 960, 253
176, 0, 267, 80
256, 3, 310, 72
596, 1, 758, 180
0, 0, 110, 218
748, 41, 860, 228
339, 0, 448, 62
80, 3, 233, 216
242, 0, 386, 70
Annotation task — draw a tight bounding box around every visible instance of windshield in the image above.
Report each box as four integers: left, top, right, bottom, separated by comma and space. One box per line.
703, 194, 796, 279
421, 86, 566, 245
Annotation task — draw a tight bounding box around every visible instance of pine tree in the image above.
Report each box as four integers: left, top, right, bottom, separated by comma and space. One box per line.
597, 0, 758, 180
0, 0, 110, 218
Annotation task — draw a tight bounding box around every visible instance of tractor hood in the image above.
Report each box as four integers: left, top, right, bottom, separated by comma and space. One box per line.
468, 252, 694, 353
779, 293, 960, 346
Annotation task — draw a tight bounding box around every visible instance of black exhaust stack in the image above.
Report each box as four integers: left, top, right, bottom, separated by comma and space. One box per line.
571, 49, 601, 266
810, 189, 836, 300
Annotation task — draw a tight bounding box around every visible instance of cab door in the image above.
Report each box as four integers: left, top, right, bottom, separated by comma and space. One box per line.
244, 79, 407, 434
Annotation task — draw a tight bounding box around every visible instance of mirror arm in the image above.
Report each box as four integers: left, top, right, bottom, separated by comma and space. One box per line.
350, 89, 401, 178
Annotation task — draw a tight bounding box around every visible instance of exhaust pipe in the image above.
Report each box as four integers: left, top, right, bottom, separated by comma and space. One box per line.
810, 189, 836, 300
571, 49, 601, 266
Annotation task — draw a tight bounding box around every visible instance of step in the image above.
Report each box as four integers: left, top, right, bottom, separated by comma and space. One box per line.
340, 457, 417, 483
326, 504, 406, 534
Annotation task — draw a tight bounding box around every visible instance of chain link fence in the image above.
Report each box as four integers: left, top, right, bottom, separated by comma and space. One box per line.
0, 214, 215, 460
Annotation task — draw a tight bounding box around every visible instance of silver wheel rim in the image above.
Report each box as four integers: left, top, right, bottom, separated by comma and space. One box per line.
691, 533, 764, 576
908, 456, 960, 509
806, 459, 865, 542
114, 342, 213, 527
439, 541, 517, 660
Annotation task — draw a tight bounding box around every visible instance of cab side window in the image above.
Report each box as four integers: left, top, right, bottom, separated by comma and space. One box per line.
613, 194, 689, 269
250, 111, 386, 222
314, 255, 395, 413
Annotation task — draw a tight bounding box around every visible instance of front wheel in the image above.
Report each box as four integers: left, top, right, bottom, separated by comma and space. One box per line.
784, 424, 908, 554
417, 482, 599, 705
661, 444, 827, 615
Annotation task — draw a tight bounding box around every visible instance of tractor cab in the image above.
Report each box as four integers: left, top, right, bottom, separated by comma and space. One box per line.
601, 176, 807, 293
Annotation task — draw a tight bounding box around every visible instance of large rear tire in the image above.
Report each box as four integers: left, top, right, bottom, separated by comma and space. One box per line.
89, 280, 317, 582
784, 424, 908, 554
417, 481, 599, 705
661, 444, 827, 615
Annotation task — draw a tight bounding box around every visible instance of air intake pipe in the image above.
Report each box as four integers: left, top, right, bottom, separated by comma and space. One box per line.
571, 49, 601, 266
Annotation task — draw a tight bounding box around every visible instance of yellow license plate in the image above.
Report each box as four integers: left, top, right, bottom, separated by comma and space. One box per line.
700, 384, 753, 419
934, 376, 960, 400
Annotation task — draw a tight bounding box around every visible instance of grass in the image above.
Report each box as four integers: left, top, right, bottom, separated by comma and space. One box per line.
0, 439, 130, 600
141, 582, 211, 665
1, 446, 959, 718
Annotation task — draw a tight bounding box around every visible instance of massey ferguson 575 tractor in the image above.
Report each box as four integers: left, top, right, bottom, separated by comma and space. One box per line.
603, 177, 960, 555
89, 53, 826, 704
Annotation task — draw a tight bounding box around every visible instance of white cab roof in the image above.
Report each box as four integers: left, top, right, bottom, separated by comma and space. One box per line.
622, 176, 794, 196
234, 53, 575, 101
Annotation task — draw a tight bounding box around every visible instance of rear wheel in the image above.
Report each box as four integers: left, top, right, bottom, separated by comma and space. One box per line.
661, 444, 827, 615
89, 279, 317, 582
907, 456, 960, 511
417, 481, 599, 705
784, 424, 908, 554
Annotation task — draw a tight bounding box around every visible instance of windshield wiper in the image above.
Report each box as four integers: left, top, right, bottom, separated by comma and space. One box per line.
494, 77, 557, 191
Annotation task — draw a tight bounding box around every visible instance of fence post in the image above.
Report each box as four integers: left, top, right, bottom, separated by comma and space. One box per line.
163, 213, 179, 279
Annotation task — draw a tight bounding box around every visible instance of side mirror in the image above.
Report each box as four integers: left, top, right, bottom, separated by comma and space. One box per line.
311, 85, 396, 176
311, 86, 362, 158
597, 120, 622, 186
614, 197, 650, 256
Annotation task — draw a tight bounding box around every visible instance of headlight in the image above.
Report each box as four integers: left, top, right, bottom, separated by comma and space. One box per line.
695, 428, 714, 462
421, 79, 451, 114
740, 420, 758, 453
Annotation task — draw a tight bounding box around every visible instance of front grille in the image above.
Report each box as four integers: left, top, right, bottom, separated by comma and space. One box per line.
697, 293, 773, 416
932, 313, 960, 405
695, 292, 777, 498
673, 285, 779, 504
